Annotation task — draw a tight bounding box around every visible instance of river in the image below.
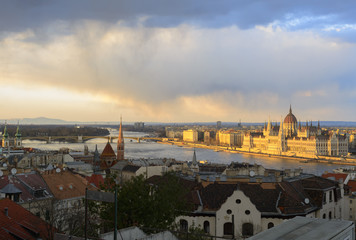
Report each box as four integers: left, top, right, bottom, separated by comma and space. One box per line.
22, 130, 351, 176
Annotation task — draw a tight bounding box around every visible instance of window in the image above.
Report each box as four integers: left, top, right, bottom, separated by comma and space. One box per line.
45, 210, 50, 221
329, 191, 333, 202
242, 223, 253, 237
227, 209, 232, 215
236, 199, 241, 204
180, 219, 188, 232
203, 221, 210, 234
268, 222, 274, 229
245, 210, 250, 215
223, 222, 233, 236
329, 211, 332, 219
323, 193, 326, 204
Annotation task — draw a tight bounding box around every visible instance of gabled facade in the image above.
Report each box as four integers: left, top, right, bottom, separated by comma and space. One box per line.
176, 175, 345, 239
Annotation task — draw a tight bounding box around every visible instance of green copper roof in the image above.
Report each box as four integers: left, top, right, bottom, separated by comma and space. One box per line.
3, 124, 8, 138
15, 124, 21, 138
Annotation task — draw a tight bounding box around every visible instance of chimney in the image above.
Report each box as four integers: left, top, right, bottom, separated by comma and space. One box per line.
195, 174, 201, 183
4, 207, 8, 217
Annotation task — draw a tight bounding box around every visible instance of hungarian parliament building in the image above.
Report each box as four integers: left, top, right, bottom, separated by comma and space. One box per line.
242, 106, 348, 157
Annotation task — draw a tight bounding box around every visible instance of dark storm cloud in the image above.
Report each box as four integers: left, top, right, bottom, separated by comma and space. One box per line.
2, 0, 356, 32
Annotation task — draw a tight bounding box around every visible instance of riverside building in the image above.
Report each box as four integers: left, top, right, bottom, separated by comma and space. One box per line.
242, 106, 348, 157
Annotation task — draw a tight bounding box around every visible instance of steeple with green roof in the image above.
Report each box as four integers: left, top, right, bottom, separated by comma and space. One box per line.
15, 122, 21, 138
3, 121, 8, 139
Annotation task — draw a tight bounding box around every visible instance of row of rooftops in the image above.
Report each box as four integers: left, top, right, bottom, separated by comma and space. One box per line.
0, 169, 101, 203
147, 173, 343, 218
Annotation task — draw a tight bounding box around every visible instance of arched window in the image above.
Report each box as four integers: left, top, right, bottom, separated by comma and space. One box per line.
267, 222, 274, 229
242, 223, 254, 237
180, 219, 188, 232
223, 222, 233, 236
203, 221, 210, 234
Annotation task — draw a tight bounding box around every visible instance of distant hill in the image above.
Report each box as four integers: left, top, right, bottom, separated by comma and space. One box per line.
0, 117, 355, 127
0, 117, 74, 125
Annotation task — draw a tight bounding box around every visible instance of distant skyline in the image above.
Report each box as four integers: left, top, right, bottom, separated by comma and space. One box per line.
1, 1, 356, 122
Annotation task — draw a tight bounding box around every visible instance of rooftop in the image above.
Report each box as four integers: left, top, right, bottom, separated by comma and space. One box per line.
248, 216, 354, 240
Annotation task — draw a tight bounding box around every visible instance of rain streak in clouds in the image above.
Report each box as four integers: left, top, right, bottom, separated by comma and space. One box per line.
1, 0, 356, 122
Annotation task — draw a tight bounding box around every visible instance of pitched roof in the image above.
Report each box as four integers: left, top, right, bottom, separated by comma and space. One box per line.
0, 184, 22, 194
199, 183, 237, 211
321, 173, 348, 182
122, 165, 141, 173
41, 171, 95, 200
0, 198, 55, 240
347, 180, 356, 192
86, 174, 104, 189
101, 142, 116, 158
300, 176, 338, 190
0, 172, 52, 203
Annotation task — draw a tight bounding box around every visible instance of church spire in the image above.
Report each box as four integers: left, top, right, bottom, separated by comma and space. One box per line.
117, 116, 124, 161
289, 104, 292, 114
3, 121, 8, 138
192, 149, 197, 166
15, 121, 21, 138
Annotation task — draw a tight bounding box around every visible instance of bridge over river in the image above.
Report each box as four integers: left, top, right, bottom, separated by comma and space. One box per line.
22, 136, 169, 143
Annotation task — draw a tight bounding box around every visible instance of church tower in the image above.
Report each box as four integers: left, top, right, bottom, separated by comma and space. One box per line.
2, 122, 9, 148
117, 117, 124, 161
14, 122, 22, 148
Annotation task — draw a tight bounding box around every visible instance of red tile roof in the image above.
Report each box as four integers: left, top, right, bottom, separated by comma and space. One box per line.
101, 142, 116, 157
0, 172, 52, 203
0, 198, 55, 239
86, 174, 104, 189
347, 180, 356, 192
321, 173, 348, 182
41, 171, 95, 200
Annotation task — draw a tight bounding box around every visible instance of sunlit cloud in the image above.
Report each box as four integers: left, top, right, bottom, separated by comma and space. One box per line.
1, 4, 356, 122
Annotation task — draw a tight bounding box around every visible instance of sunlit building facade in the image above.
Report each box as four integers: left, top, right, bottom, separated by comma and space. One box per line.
242, 107, 348, 157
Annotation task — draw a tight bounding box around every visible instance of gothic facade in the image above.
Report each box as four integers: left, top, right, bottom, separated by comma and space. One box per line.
242, 107, 348, 157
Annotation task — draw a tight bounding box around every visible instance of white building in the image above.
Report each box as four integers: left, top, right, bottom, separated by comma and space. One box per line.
175, 175, 346, 239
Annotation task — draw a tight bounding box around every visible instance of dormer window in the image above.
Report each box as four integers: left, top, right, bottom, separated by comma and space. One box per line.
59, 185, 64, 191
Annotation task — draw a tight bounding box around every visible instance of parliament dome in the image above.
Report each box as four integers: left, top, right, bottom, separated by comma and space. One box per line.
284, 106, 297, 124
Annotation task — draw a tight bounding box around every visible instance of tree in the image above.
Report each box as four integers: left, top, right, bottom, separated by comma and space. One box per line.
32, 198, 96, 238
94, 172, 191, 233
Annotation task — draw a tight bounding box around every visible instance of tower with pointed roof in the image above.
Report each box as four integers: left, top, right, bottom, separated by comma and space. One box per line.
100, 141, 117, 172
14, 122, 22, 148
190, 149, 199, 172
93, 144, 100, 172
2, 121, 9, 148
283, 105, 298, 137
117, 116, 125, 161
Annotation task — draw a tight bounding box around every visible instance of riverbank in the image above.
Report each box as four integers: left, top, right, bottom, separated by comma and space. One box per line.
158, 141, 356, 166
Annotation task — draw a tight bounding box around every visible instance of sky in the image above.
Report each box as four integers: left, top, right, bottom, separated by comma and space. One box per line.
1, 1, 356, 123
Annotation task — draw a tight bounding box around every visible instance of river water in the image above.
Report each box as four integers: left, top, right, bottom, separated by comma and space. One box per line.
22, 130, 351, 176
